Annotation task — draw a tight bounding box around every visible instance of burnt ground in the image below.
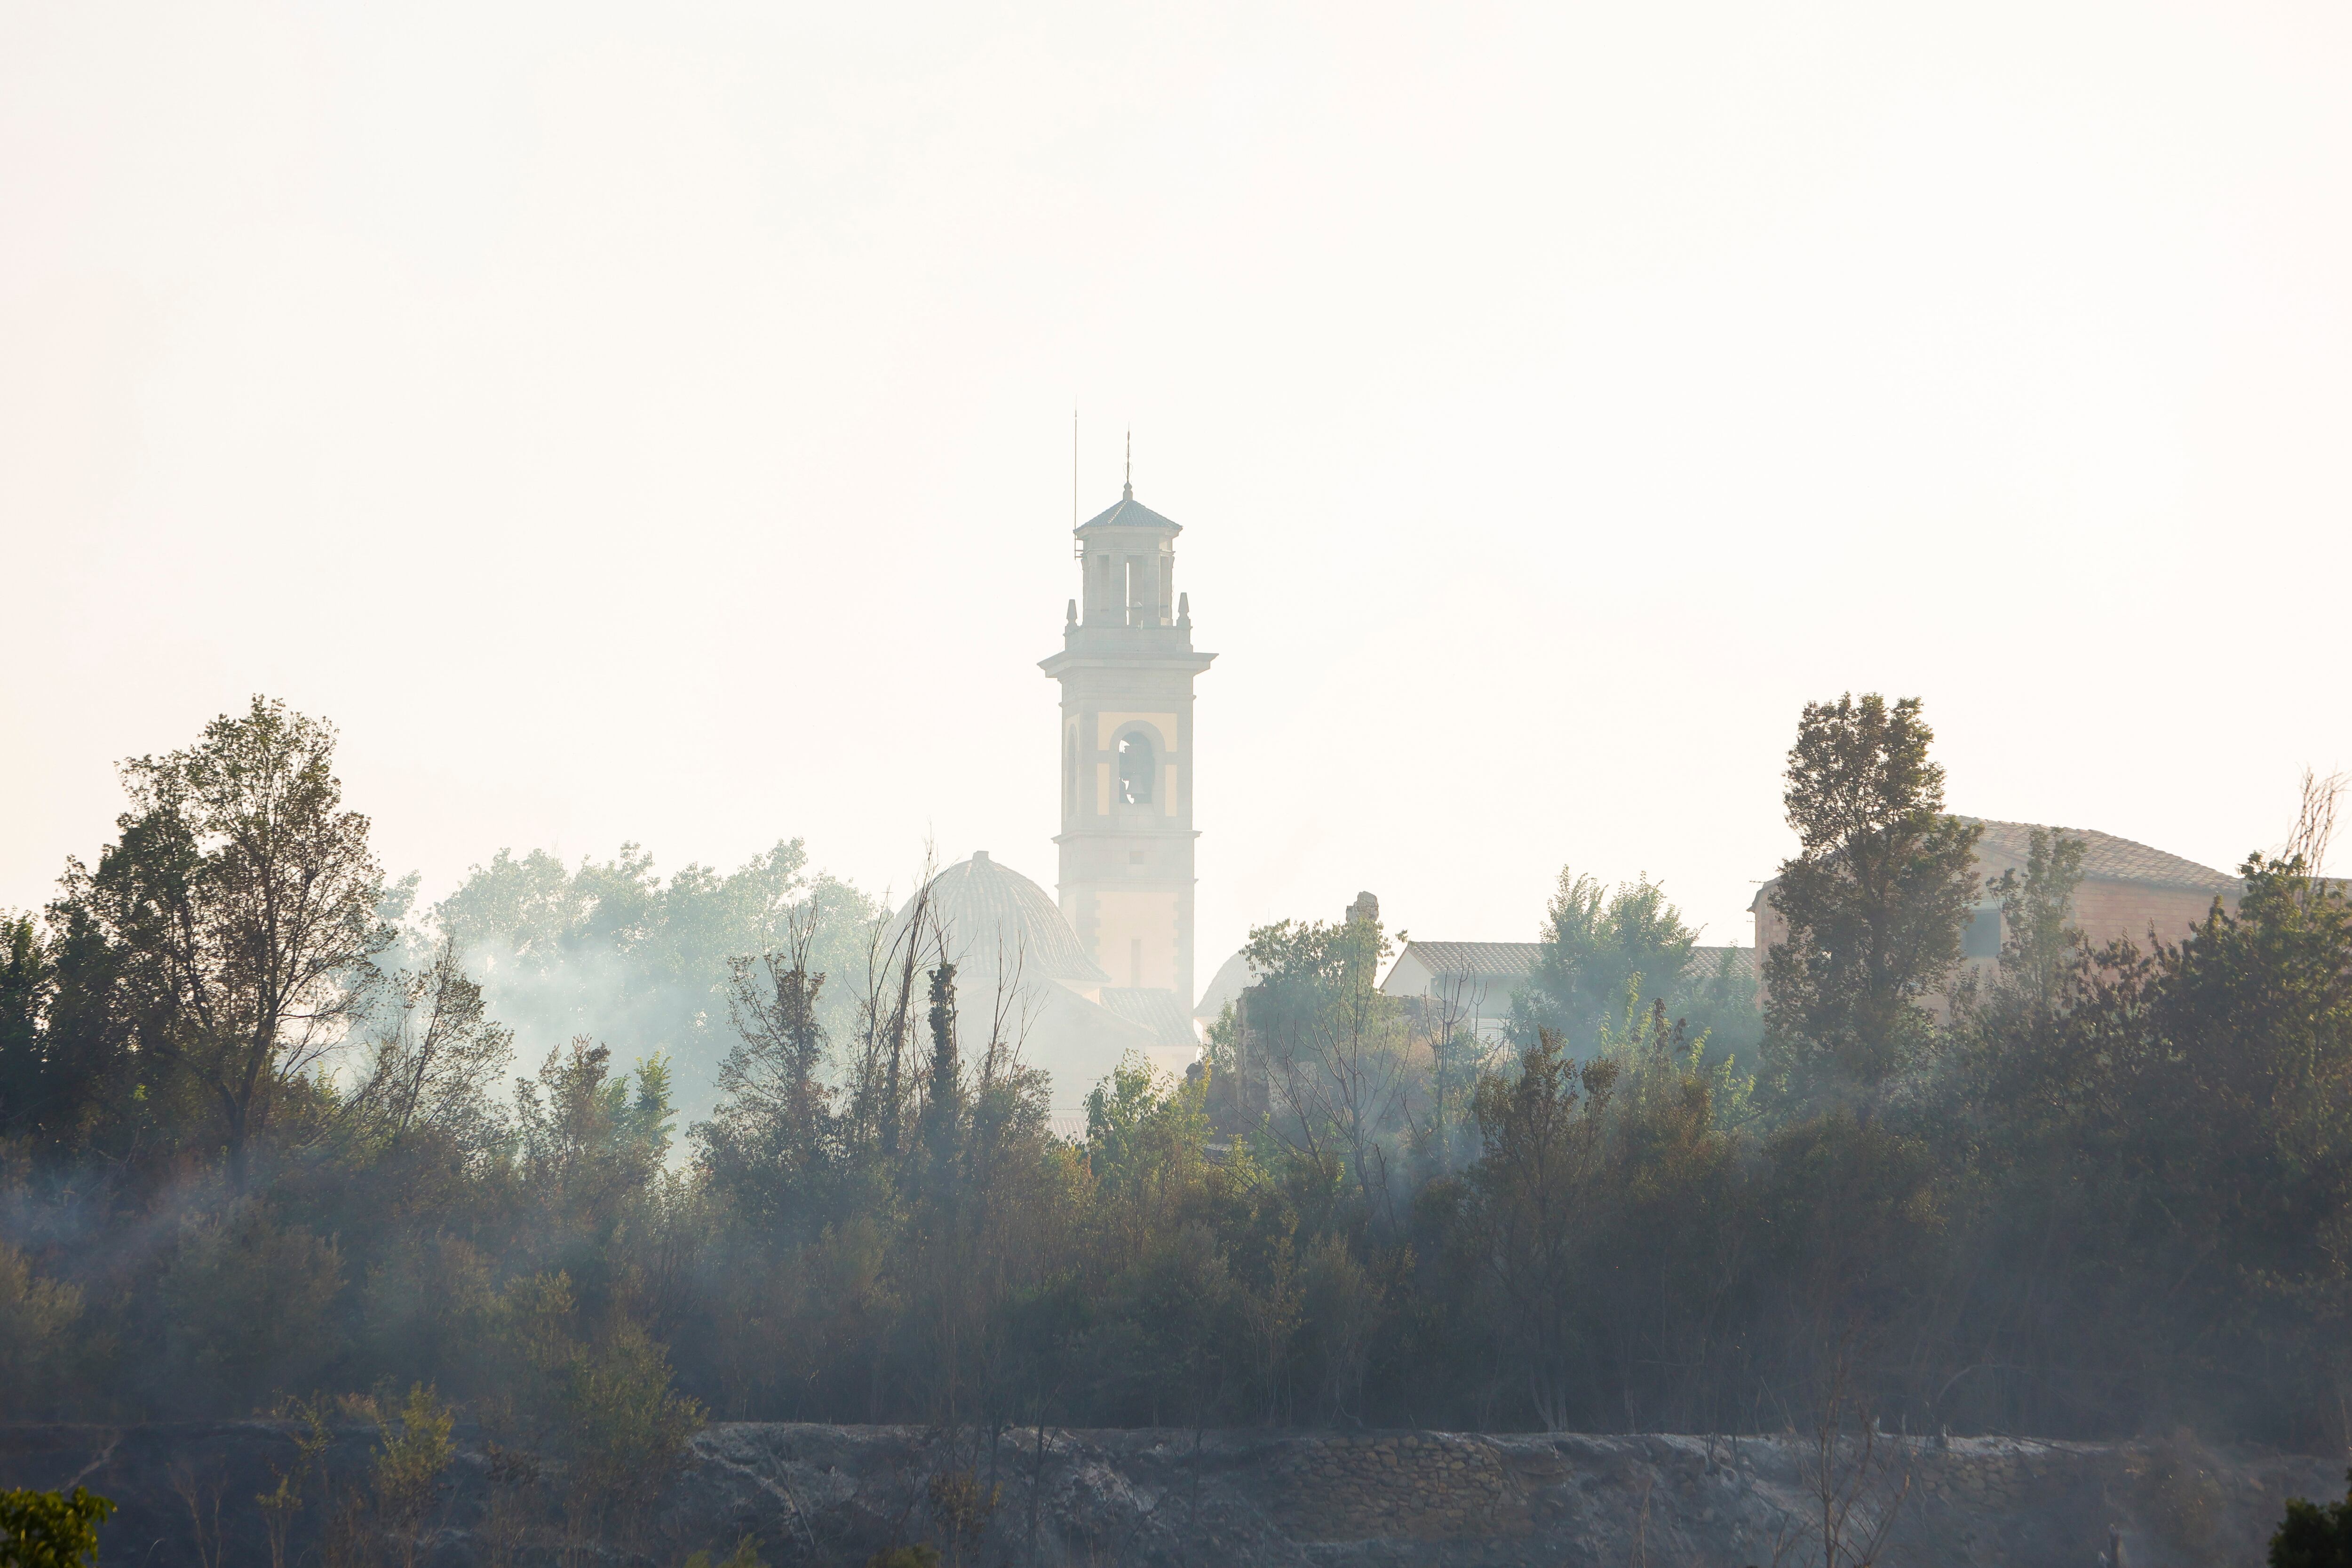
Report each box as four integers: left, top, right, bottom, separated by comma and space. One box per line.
2, 1420, 2337, 1566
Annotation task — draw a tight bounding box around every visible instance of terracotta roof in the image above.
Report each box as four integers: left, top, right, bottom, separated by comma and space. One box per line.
890, 852, 1109, 985
1750, 820, 2241, 907
1075, 485, 1181, 535
1963, 820, 2238, 892
1100, 987, 1199, 1047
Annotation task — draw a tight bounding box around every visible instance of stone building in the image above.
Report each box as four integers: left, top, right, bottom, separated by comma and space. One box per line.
1039, 477, 1216, 1012
865, 478, 1217, 1118
1748, 818, 2242, 991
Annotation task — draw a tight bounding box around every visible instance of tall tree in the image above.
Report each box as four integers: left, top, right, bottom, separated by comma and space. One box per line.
1764, 693, 1981, 1094
922, 960, 961, 1173
0, 912, 48, 1134
1465, 1029, 1610, 1430
56, 696, 390, 1179
429, 838, 877, 1126
1976, 826, 2088, 1033
1510, 868, 1698, 1050
693, 917, 834, 1227
1244, 905, 1411, 1228
344, 937, 515, 1159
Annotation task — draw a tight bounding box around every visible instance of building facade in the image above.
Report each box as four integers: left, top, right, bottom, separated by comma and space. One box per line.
1377, 939, 1754, 1043
1039, 478, 1215, 1008
1749, 818, 2242, 1000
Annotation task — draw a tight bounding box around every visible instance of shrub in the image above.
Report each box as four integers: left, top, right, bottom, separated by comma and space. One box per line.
0, 1487, 115, 1568
862, 1549, 939, 1568
563, 1317, 704, 1510
155, 1205, 342, 1403
0, 1244, 83, 1417
2272, 1470, 2352, 1568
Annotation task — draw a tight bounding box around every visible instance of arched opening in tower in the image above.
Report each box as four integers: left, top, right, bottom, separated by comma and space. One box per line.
1117, 732, 1155, 806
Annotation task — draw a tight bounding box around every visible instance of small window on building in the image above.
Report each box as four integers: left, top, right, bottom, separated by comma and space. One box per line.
1963, 905, 2001, 959
1118, 732, 1154, 804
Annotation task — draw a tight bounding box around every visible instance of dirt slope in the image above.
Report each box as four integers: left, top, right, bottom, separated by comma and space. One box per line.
2, 1421, 2336, 1566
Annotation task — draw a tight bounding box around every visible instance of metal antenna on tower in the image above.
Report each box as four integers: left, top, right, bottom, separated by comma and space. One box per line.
1124, 429, 1132, 497
1072, 408, 1079, 530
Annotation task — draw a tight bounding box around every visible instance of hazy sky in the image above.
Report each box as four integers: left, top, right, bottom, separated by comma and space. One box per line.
6, 1, 2349, 988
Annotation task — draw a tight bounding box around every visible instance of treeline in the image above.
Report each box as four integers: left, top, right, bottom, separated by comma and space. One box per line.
3, 694, 2350, 1468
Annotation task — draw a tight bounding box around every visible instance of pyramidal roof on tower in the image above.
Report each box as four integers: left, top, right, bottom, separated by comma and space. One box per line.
1075, 482, 1181, 535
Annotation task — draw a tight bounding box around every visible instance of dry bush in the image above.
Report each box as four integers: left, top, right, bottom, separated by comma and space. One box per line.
0, 1241, 83, 1416
157, 1203, 344, 1400
2130, 1428, 2226, 1556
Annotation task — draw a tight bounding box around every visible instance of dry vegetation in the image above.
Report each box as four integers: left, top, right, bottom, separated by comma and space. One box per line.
4, 694, 2352, 1560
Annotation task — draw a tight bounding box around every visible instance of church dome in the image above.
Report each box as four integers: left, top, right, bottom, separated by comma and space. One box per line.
1194, 947, 1255, 1020
891, 851, 1108, 985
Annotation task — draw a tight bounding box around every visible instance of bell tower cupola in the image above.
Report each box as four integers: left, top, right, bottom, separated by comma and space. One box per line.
1040, 471, 1216, 1008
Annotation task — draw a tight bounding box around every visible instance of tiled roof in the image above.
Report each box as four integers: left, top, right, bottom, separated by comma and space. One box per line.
1400, 940, 1752, 983
1687, 946, 1754, 981
1398, 941, 1542, 980
1750, 820, 2241, 905
1100, 987, 1199, 1047
1963, 820, 2238, 892
1076, 485, 1181, 535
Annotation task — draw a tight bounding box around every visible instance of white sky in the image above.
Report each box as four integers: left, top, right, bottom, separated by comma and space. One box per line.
5, 1, 2349, 989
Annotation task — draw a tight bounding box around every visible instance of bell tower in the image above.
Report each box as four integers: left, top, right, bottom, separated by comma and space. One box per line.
1040, 473, 1216, 1006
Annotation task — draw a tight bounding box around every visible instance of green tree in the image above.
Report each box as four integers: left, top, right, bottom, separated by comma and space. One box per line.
1930, 845, 2352, 1437
2272, 1471, 2352, 1568
18, 899, 138, 1160
560, 1318, 704, 1529
0, 913, 48, 1134
1956, 825, 2088, 1051
344, 938, 515, 1160
694, 931, 834, 1231
155, 1202, 345, 1405
1084, 1053, 1212, 1221
1243, 907, 1411, 1225
435, 842, 878, 1125
53, 697, 390, 1179
1508, 868, 1765, 1065
0, 1243, 84, 1418
1464, 1029, 1611, 1429
513, 1039, 676, 1248
1764, 693, 1982, 1095
367, 1382, 456, 1568
0, 1487, 115, 1568
1511, 870, 1697, 1049
1988, 827, 2087, 1016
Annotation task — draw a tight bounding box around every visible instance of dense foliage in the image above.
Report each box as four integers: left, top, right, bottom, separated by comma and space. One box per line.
4, 693, 2351, 1471
2273, 1471, 2352, 1568
0, 1487, 115, 1568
